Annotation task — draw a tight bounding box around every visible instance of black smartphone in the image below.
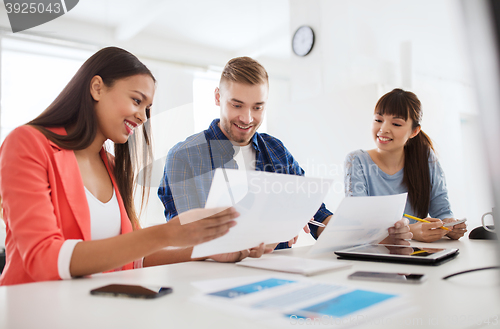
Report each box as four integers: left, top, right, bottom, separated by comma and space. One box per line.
90, 284, 173, 299
348, 271, 427, 284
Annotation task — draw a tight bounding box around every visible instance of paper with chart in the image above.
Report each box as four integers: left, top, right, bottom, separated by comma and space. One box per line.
309, 193, 408, 254
192, 275, 408, 328
191, 169, 333, 258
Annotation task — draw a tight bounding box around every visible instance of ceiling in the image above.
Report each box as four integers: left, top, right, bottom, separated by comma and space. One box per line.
64, 0, 291, 59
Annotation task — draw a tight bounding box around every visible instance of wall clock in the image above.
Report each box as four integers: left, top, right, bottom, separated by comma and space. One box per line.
292, 26, 315, 56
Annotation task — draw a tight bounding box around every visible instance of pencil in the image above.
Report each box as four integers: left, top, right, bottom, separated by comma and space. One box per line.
403, 214, 450, 231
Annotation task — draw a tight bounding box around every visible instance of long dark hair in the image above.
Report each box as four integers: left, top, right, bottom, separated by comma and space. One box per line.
28, 46, 155, 229
375, 88, 434, 218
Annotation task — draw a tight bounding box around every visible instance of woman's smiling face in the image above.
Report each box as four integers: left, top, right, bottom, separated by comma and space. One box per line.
372, 113, 419, 152
91, 74, 155, 144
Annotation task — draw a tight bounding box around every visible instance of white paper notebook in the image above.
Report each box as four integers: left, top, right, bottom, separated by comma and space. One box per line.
236, 255, 352, 276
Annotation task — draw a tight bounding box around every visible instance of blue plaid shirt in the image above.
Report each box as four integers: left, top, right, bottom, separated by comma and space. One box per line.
158, 119, 333, 249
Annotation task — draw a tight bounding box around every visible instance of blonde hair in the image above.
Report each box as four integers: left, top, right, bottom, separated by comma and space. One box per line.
220, 57, 268, 87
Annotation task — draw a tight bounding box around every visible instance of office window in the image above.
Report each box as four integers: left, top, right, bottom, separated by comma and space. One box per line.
193, 72, 220, 133
0, 38, 93, 142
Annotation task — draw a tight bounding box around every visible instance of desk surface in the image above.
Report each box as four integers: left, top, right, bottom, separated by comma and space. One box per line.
1, 238, 499, 329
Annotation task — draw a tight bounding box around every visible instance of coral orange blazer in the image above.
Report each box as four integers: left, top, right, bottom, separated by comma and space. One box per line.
0, 125, 134, 286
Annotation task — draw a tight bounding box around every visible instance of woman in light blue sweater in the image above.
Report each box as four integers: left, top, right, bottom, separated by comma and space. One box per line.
344, 89, 467, 242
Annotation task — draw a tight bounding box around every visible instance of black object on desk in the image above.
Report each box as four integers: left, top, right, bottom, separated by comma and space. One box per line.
469, 226, 497, 240
0, 248, 5, 274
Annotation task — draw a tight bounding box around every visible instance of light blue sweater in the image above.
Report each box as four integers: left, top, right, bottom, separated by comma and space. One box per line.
344, 149, 453, 223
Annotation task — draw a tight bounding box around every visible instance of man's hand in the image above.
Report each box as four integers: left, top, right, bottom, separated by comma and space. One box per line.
316, 215, 332, 237
264, 242, 279, 253
218, 219, 318, 259
208, 243, 267, 263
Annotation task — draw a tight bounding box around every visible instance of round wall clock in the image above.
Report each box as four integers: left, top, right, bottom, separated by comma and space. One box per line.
292, 26, 315, 56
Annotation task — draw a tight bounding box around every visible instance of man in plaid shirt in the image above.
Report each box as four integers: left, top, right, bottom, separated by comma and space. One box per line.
158, 57, 412, 258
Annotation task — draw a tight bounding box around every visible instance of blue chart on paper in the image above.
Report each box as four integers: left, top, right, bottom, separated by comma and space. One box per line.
301, 290, 396, 317
209, 278, 296, 298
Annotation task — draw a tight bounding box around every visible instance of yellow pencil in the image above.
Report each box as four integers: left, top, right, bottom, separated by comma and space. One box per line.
410, 250, 429, 256
403, 213, 450, 231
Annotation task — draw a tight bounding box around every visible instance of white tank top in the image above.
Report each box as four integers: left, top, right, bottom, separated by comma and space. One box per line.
85, 187, 121, 240
57, 186, 125, 280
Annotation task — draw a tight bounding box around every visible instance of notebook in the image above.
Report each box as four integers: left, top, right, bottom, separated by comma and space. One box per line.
236, 255, 352, 276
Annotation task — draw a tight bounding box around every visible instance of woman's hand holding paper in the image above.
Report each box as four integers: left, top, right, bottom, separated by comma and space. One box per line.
380, 218, 413, 245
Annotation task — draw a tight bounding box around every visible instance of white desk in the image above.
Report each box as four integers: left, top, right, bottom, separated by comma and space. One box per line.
1, 238, 499, 329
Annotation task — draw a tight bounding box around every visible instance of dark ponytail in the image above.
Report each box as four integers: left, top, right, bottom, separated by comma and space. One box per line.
375, 89, 435, 218
403, 130, 434, 218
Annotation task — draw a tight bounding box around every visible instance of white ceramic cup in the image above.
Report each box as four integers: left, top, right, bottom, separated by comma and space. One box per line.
481, 211, 496, 233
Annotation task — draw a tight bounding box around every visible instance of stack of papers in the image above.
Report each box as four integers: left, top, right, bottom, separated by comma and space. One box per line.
236, 255, 352, 276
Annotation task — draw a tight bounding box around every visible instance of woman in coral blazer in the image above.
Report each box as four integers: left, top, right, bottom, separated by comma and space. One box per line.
0, 126, 137, 284
0, 47, 241, 286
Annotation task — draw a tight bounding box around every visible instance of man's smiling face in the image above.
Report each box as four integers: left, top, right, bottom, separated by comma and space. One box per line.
215, 81, 268, 146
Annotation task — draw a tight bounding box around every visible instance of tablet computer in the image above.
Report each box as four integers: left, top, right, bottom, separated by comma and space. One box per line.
334, 244, 459, 266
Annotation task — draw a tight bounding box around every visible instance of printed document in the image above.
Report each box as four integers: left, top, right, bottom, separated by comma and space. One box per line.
191, 169, 333, 258
309, 193, 407, 254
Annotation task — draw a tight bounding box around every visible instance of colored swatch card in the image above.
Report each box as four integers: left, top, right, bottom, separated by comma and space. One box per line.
193, 276, 407, 328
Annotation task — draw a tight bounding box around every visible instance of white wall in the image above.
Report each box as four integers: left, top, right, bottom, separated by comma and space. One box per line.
137, 60, 198, 226
271, 0, 492, 242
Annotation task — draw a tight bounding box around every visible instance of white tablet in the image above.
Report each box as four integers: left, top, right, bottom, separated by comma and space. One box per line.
334, 244, 459, 266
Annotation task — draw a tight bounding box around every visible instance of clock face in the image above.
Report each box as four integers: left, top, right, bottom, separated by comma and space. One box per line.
292, 26, 315, 56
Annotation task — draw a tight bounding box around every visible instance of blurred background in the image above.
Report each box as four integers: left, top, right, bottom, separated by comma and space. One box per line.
0, 0, 493, 247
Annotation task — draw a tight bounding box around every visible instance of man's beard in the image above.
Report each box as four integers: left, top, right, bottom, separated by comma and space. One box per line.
222, 120, 257, 144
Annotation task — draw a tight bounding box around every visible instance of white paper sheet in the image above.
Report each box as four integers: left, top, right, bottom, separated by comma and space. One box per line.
309, 193, 407, 254
191, 169, 333, 258
236, 255, 352, 276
